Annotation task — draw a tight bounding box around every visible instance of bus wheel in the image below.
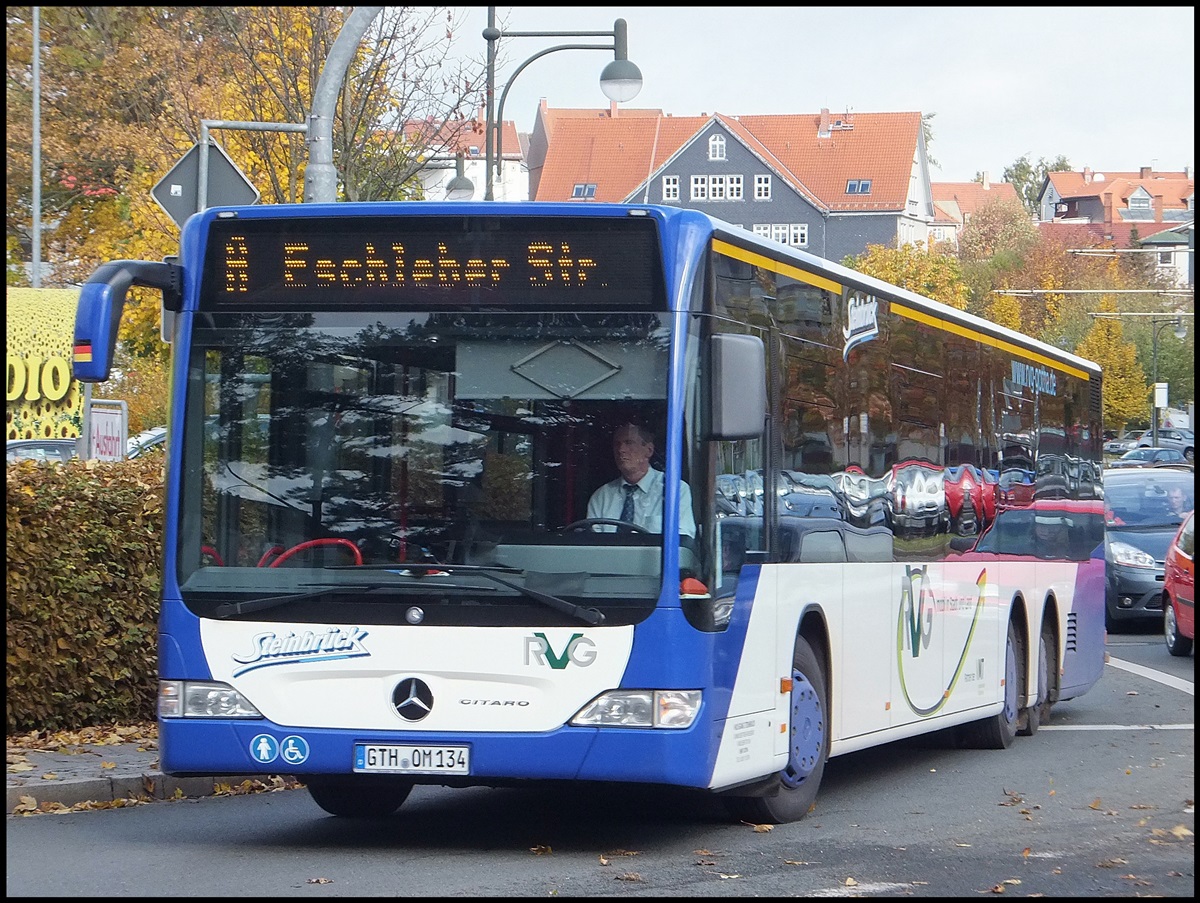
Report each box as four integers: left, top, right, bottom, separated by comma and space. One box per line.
724, 634, 828, 825
304, 776, 413, 818
1019, 619, 1056, 736
961, 618, 1022, 750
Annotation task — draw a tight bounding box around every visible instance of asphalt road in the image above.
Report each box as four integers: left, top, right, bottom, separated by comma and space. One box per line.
6, 625, 1193, 897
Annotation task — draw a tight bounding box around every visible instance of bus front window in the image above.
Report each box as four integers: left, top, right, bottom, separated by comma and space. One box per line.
179, 311, 679, 626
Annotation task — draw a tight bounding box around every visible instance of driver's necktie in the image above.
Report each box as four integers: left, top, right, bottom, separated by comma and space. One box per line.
620, 483, 637, 527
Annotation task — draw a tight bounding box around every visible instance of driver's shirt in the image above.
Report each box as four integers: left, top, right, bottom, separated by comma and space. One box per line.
586, 467, 696, 537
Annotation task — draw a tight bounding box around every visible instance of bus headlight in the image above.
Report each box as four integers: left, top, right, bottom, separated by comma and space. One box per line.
570, 689, 701, 729
159, 680, 263, 718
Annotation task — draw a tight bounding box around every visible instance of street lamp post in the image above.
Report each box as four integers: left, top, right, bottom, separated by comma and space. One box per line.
482, 6, 643, 201
1150, 316, 1187, 447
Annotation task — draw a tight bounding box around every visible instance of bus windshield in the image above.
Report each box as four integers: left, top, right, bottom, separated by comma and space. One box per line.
178, 309, 682, 625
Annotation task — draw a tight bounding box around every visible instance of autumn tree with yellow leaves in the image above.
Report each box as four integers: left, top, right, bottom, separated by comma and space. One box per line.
1075, 299, 1149, 430
841, 241, 970, 311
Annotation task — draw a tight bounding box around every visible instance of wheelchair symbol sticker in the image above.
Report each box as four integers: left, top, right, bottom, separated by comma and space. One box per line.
280, 735, 310, 765
250, 734, 279, 764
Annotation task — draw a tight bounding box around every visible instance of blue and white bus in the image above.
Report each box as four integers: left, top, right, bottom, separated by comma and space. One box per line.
74, 202, 1106, 823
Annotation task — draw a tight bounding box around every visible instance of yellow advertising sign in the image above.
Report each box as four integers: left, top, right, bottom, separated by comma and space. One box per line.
6, 288, 84, 440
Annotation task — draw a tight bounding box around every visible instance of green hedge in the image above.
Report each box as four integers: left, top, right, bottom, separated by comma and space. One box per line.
6, 457, 165, 733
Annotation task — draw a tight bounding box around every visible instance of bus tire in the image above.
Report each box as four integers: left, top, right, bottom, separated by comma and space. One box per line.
961, 618, 1023, 750
1019, 618, 1056, 736
723, 634, 828, 825
304, 776, 413, 818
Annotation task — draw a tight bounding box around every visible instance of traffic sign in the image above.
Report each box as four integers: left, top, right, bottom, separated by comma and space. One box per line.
151, 140, 260, 228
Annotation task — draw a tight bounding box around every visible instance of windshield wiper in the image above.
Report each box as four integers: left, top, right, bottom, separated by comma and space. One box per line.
326, 562, 606, 626
213, 583, 393, 619
473, 569, 605, 626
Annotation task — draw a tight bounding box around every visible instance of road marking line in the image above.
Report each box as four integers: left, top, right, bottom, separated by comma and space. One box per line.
1040, 723, 1193, 731
1106, 655, 1194, 695
810, 882, 917, 897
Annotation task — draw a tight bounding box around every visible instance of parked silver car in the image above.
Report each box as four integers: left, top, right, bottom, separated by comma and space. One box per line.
1104, 432, 1140, 456
1136, 428, 1194, 464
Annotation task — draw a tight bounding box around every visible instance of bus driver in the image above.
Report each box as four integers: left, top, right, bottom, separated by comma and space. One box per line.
587, 421, 696, 537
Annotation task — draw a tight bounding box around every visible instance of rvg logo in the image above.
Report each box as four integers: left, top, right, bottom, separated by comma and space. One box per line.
524, 632, 597, 669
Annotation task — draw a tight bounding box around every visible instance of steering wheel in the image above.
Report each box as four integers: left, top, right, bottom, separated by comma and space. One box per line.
268, 538, 363, 567
560, 517, 650, 534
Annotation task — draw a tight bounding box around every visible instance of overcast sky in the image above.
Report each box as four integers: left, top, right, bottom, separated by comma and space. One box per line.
454, 6, 1195, 183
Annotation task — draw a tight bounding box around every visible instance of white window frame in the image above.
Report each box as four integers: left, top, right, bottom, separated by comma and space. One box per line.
710, 175, 726, 200
752, 224, 770, 238
690, 175, 708, 201
661, 175, 679, 201
728, 175, 744, 200
754, 174, 772, 200
571, 183, 596, 200
1128, 195, 1151, 209
708, 134, 726, 161
788, 224, 808, 247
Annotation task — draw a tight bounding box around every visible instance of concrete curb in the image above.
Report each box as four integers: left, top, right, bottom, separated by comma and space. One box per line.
7, 771, 271, 812
7, 742, 283, 813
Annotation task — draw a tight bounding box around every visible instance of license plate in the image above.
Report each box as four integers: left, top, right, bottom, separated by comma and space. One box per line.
353, 743, 470, 774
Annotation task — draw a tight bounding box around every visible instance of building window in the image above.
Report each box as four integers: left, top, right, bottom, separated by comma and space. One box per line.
708, 134, 726, 161
754, 175, 772, 200
753, 223, 808, 248
662, 175, 679, 201
690, 175, 708, 201
1158, 251, 1173, 266
846, 179, 873, 194
710, 175, 726, 200
728, 175, 744, 200
1128, 195, 1151, 209
571, 183, 597, 199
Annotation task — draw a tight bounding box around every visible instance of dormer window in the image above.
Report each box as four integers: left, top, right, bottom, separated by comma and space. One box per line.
708, 134, 726, 161
571, 183, 597, 200
1128, 195, 1151, 209
846, 179, 872, 195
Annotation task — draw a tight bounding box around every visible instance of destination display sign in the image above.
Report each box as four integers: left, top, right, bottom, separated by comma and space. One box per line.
200, 214, 665, 310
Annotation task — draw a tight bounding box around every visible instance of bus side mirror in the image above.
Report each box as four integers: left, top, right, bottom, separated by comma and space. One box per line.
708, 333, 766, 440
73, 260, 181, 382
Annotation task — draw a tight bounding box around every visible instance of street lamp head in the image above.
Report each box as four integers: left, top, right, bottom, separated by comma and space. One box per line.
1172, 322, 1187, 340
599, 57, 643, 103
601, 17, 643, 103
445, 153, 474, 201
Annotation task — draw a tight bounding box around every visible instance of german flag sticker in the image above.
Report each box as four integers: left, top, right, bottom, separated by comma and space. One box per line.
74, 343, 93, 363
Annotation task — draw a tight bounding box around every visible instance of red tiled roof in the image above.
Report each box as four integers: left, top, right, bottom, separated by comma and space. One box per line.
401, 118, 522, 161
930, 180, 1022, 223
1047, 169, 1192, 200
1038, 220, 1184, 246
534, 108, 923, 209
1092, 177, 1194, 209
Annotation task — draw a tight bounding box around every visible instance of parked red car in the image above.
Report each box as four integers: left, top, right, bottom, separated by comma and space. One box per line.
1163, 510, 1194, 656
